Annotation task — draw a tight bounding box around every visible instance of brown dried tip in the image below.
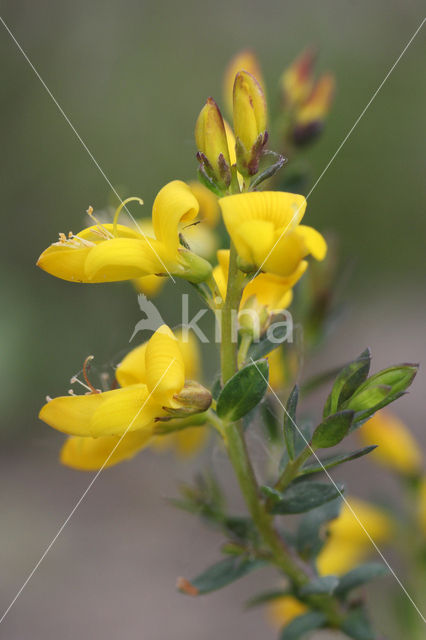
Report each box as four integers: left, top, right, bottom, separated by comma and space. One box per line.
176, 577, 199, 596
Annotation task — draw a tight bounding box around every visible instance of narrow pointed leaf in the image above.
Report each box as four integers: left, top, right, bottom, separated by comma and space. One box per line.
178, 556, 265, 595
280, 611, 326, 639
283, 385, 298, 460
216, 359, 269, 421
249, 312, 293, 359
300, 446, 377, 476
335, 562, 389, 597
268, 482, 344, 515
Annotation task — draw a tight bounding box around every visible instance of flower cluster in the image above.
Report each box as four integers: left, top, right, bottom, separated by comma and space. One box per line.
36, 48, 422, 640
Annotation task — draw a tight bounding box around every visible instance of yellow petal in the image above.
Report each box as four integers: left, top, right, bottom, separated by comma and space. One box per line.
144, 325, 185, 406
39, 393, 105, 437
152, 180, 199, 257
233, 71, 267, 152
220, 192, 306, 252
317, 539, 365, 576
359, 411, 422, 474
89, 384, 161, 436
295, 225, 327, 261
60, 430, 152, 471
37, 244, 92, 283
173, 329, 201, 380
116, 343, 148, 387
84, 236, 167, 282
328, 498, 393, 545
223, 50, 265, 117
262, 227, 326, 277
40, 385, 160, 438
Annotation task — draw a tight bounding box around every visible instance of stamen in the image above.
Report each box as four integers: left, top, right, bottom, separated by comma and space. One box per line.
112, 197, 144, 235
45, 395, 52, 402
86, 205, 114, 240
83, 355, 101, 394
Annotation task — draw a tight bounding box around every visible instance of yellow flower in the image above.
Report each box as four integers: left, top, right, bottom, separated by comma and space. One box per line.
317, 498, 393, 575
281, 48, 316, 108
223, 49, 265, 117
219, 191, 326, 277
150, 426, 210, 459
39, 326, 211, 470
267, 595, 307, 629
37, 181, 212, 285
233, 71, 268, 175
358, 411, 423, 475
214, 249, 305, 314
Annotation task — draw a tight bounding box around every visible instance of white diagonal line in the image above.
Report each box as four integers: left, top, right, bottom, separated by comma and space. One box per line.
249, 357, 426, 624
0, 359, 176, 625
0, 16, 175, 282
251, 17, 425, 280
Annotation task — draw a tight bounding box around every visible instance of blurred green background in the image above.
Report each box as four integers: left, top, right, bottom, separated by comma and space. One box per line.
0, 1, 425, 638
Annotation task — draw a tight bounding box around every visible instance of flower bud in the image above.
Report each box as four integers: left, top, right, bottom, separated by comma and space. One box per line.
233, 71, 268, 176
292, 73, 335, 146
163, 380, 212, 418
195, 98, 232, 190
223, 49, 265, 117
281, 47, 316, 108
178, 248, 213, 283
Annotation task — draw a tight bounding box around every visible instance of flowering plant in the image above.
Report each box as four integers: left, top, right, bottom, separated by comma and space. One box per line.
37, 50, 423, 639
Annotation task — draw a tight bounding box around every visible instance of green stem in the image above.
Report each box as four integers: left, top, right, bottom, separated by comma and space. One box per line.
237, 332, 252, 368
220, 242, 244, 384
275, 446, 313, 493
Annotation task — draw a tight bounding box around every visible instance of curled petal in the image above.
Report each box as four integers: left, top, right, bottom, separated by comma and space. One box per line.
84, 237, 167, 282
152, 181, 199, 258
89, 384, 161, 436
40, 384, 161, 438
116, 343, 148, 387
145, 325, 185, 406
60, 430, 152, 471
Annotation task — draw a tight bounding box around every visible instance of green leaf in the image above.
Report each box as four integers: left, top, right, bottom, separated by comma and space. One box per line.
179, 556, 265, 595
249, 312, 293, 360
341, 609, 375, 640
335, 562, 389, 597
260, 395, 281, 442
280, 611, 326, 639
216, 359, 269, 421
299, 575, 339, 596
300, 446, 377, 476
245, 588, 290, 609
311, 410, 354, 448
323, 349, 371, 417
283, 385, 299, 460
350, 391, 406, 428
249, 150, 287, 189
297, 497, 343, 559
268, 482, 344, 515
